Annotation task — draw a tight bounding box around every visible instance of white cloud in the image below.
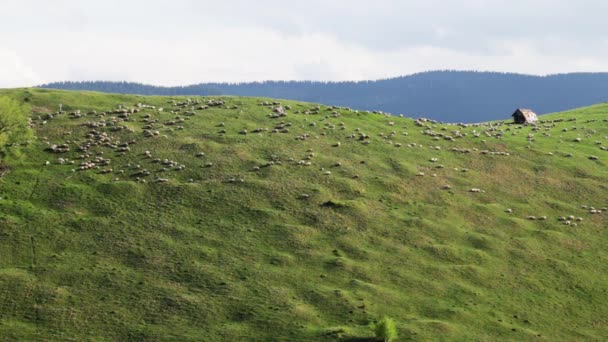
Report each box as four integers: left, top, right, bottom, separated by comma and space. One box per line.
0, 50, 44, 87
1, 0, 607, 87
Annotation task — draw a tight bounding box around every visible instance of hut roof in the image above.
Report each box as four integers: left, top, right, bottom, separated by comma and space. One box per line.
512, 108, 537, 122
512, 108, 536, 120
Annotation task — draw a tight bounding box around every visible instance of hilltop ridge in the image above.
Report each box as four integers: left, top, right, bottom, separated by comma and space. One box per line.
39, 71, 608, 123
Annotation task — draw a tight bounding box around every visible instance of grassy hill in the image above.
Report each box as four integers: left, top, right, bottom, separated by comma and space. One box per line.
0, 88, 607, 341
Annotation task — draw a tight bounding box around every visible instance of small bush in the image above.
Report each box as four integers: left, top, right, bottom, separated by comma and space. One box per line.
0, 96, 32, 157
373, 316, 397, 342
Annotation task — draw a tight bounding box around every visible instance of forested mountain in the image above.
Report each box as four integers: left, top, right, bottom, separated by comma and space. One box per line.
39, 71, 608, 122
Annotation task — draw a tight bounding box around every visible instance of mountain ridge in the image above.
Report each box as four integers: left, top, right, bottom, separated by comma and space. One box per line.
38, 70, 608, 123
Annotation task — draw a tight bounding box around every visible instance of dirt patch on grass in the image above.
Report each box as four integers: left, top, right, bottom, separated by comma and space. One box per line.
0, 163, 10, 178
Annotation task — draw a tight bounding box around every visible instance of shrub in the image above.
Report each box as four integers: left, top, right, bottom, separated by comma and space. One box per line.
373, 316, 398, 342
0, 96, 32, 156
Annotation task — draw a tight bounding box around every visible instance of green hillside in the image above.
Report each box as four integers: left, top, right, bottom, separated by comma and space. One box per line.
0, 88, 607, 341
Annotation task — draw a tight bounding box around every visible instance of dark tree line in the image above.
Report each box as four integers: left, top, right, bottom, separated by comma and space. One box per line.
39, 71, 608, 122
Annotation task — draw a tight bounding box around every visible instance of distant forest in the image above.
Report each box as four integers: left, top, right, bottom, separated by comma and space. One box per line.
39, 71, 608, 122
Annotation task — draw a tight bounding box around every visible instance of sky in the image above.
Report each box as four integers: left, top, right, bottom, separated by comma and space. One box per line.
1, 0, 608, 87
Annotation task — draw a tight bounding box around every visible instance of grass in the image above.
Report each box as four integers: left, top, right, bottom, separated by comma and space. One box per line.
0, 88, 607, 341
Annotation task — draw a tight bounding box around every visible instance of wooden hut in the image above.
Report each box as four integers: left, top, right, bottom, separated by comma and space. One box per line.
512, 108, 538, 124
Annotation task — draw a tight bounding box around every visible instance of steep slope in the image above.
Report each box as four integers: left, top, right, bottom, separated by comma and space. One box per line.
40, 71, 608, 122
0, 88, 607, 341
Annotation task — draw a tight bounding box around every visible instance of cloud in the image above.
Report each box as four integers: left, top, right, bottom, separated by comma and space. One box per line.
0, 50, 43, 87
1, 0, 608, 87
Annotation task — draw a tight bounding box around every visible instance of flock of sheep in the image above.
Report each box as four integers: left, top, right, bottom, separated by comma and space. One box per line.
33, 96, 607, 225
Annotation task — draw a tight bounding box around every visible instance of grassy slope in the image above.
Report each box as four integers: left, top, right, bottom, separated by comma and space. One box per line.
0, 88, 607, 341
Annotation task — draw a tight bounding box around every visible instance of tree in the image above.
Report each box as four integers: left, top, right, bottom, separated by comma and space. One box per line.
0, 96, 31, 155
373, 316, 398, 342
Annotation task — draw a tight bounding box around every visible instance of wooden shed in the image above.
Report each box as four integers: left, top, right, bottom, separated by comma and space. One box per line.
512, 108, 538, 124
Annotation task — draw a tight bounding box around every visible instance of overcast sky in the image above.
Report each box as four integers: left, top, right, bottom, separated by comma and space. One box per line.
2, 0, 608, 87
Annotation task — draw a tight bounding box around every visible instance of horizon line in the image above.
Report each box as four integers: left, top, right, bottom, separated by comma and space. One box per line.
33, 69, 608, 89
